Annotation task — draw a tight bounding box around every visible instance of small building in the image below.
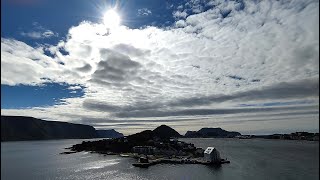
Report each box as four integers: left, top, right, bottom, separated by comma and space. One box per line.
204, 147, 221, 163
138, 156, 149, 163
194, 148, 204, 157
132, 146, 155, 155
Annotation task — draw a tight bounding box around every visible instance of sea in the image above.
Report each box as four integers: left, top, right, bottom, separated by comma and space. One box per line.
1, 138, 319, 180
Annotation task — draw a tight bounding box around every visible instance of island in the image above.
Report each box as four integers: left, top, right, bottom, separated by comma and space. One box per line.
65, 125, 230, 168
184, 127, 241, 138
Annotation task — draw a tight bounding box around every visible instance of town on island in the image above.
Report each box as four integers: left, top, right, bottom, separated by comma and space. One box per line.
63, 125, 231, 168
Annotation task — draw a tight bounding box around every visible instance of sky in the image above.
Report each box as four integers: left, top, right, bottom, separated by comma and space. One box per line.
1, 0, 319, 135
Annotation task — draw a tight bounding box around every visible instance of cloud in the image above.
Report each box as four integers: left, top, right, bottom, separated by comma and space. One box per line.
173, 10, 188, 19
137, 8, 152, 16
20, 30, 56, 39
175, 20, 187, 28
20, 23, 58, 39
165, 78, 319, 108
1, 38, 61, 85
67, 85, 82, 90
76, 63, 92, 73
114, 105, 318, 118
1, 0, 319, 134
90, 49, 141, 86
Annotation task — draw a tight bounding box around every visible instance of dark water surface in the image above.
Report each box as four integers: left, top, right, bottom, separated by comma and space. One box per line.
1, 138, 319, 180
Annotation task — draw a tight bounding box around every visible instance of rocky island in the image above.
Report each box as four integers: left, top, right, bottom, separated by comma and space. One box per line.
184, 127, 241, 138
66, 125, 230, 168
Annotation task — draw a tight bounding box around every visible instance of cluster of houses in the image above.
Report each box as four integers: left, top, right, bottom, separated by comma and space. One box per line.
132, 138, 221, 163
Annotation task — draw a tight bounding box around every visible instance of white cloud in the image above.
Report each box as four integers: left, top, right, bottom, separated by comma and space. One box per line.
137, 8, 152, 16
175, 20, 187, 28
173, 10, 188, 19
68, 85, 82, 90
1, 0, 319, 134
20, 30, 57, 39
20, 22, 58, 39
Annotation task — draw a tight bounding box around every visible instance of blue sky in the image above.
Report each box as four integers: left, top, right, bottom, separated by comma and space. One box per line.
1, 83, 84, 109
1, 0, 319, 135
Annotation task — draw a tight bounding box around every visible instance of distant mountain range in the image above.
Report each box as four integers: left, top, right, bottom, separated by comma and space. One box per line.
1, 116, 123, 141
97, 129, 124, 138
1, 115, 240, 141
184, 128, 241, 138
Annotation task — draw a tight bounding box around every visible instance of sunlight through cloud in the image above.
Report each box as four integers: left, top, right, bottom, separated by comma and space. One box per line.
103, 9, 120, 29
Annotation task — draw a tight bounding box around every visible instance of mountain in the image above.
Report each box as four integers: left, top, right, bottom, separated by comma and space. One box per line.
127, 125, 182, 142
96, 129, 124, 138
184, 128, 241, 138
1, 116, 98, 141
127, 130, 154, 142
153, 125, 182, 139
185, 131, 202, 137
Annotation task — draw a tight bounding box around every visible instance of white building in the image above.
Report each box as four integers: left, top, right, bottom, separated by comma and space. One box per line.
204, 147, 221, 163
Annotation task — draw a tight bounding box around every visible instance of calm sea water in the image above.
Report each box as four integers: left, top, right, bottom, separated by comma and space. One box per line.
1, 138, 319, 180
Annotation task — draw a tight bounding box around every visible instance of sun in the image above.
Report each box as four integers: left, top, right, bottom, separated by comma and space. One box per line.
103, 9, 120, 29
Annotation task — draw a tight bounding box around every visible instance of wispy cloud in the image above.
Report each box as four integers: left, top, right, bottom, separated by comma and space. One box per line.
20, 22, 58, 39
137, 8, 152, 16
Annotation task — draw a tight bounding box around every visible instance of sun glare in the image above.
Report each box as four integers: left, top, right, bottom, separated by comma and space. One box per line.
103, 9, 120, 29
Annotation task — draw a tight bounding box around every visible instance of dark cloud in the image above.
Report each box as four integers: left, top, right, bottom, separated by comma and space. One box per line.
112, 44, 150, 57
76, 63, 92, 72
191, 65, 200, 69
90, 49, 141, 85
251, 79, 260, 82
115, 105, 317, 118
83, 78, 318, 119
83, 100, 121, 112
227, 75, 245, 80
168, 78, 319, 108
70, 116, 209, 125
